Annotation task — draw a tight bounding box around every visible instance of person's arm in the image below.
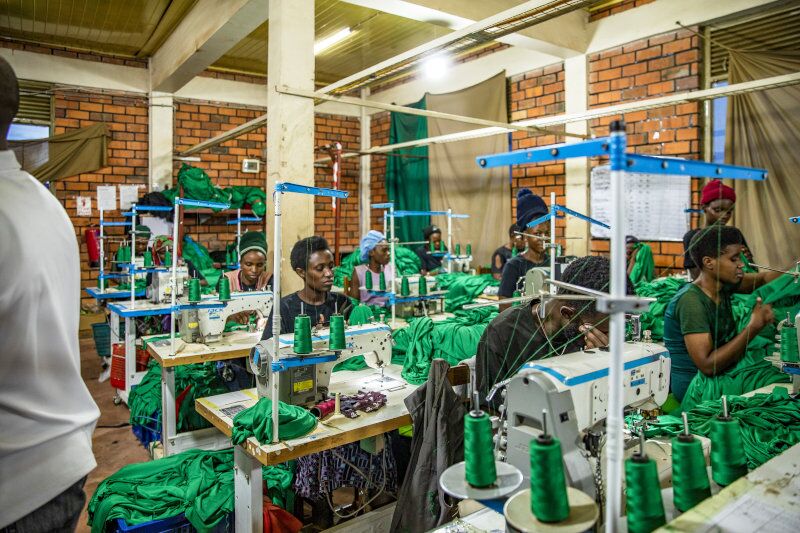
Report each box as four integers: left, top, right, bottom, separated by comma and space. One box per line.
491, 251, 504, 281
737, 269, 785, 293
684, 297, 774, 375
348, 267, 361, 300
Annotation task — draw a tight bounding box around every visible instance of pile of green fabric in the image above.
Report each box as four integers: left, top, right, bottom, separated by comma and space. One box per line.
435, 272, 499, 311
87, 449, 294, 532
629, 242, 655, 286
128, 361, 229, 433
393, 307, 497, 384
333, 245, 422, 287
627, 387, 800, 469
162, 164, 267, 216
231, 397, 318, 445
635, 276, 688, 341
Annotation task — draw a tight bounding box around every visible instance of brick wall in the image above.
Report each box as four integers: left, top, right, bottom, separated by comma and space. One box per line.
587, 27, 702, 275
588, 0, 656, 22
0, 37, 147, 67
507, 63, 568, 244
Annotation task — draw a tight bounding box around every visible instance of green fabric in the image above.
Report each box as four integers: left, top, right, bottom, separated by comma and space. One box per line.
348, 304, 380, 326
87, 449, 294, 532
385, 97, 430, 243
182, 236, 223, 291
630, 242, 655, 285
334, 246, 422, 288
627, 387, 800, 469
435, 272, 499, 311
128, 360, 229, 432
227, 186, 267, 216
231, 397, 317, 445
634, 276, 687, 341
161, 165, 267, 216
394, 307, 497, 384
333, 356, 368, 372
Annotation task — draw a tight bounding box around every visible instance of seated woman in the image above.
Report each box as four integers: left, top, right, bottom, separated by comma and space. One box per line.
415, 224, 446, 275
348, 230, 393, 305
222, 231, 273, 328
491, 223, 525, 281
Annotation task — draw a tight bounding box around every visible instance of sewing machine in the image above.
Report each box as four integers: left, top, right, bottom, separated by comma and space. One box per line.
249, 322, 394, 405
392, 274, 446, 318
522, 267, 549, 296
498, 342, 670, 499
148, 266, 189, 303
446, 254, 473, 274
180, 291, 274, 344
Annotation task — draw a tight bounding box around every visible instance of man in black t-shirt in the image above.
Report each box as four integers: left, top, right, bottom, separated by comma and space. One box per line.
491, 224, 526, 280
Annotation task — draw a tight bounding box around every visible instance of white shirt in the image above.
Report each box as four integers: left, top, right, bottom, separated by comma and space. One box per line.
0, 150, 99, 526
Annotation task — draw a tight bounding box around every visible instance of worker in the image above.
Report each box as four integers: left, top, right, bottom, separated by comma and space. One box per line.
491, 223, 526, 281
683, 179, 754, 280
497, 189, 550, 311
220, 231, 272, 328
0, 57, 100, 532
476, 255, 631, 406
626, 235, 655, 285
664, 226, 785, 402
261, 236, 353, 341
415, 224, 446, 275
348, 230, 393, 305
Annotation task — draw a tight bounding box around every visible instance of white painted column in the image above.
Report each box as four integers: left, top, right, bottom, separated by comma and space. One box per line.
266, 0, 315, 294
148, 91, 174, 191
564, 55, 590, 256
359, 87, 372, 236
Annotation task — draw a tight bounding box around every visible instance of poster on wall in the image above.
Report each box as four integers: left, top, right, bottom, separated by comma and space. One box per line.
96, 186, 117, 211
119, 184, 144, 210
590, 165, 690, 241
76, 196, 92, 217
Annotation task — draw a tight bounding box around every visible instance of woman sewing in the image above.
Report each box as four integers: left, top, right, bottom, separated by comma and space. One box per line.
221, 231, 273, 326
348, 230, 393, 305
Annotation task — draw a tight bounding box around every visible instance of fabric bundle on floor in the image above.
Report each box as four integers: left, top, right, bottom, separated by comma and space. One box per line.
87, 449, 294, 532
128, 360, 229, 433
231, 397, 318, 445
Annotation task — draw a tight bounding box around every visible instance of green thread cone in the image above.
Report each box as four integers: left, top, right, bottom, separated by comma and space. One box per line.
439, 241, 445, 252
455, 243, 461, 256
164, 250, 172, 265
379, 271, 386, 291
401, 276, 410, 296
293, 315, 312, 354
143, 250, 153, 267
418, 276, 427, 296
188, 278, 201, 303
710, 417, 748, 486
530, 435, 569, 522
365, 270, 373, 290
512, 246, 518, 257
466, 244, 472, 256
328, 314, 346, 350
218, 276, 231, 301
625, 454, 666, 533
512, 290, 521, 306
671, 434, 711, 512
464, 412, 496, 487
780, 325, 799, 362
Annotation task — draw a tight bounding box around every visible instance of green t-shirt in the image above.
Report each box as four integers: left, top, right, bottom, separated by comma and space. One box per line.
663, 283, 737, 401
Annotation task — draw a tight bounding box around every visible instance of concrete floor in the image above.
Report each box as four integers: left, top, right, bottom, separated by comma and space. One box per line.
77, 337, 150, 533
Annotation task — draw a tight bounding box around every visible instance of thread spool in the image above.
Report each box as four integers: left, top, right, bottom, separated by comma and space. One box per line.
512, 290, 521, 306
328, 314, 346, 351
625, 431, 666, 533
143, 250, 153, 267
455, 243, 461, 256
401, 276, 410, 296
379, 271, 386, 291
188, 278, 201, 303
466, 244, 472, 256
365, 270, 373, 290
780, 323, 799, 362
710, 396, 748, 486
418, 276, 427, 296
439, 241, 445, 252
672, 412, 711, 512
512, 246, 518, 257
529, 410, 569, 523
464, 408, 496, 488
164, 250, 172, 266
293, 315, 312, 354
218, 276, 231, 301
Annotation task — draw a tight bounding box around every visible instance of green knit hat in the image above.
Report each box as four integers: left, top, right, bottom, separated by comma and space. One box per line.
239, 231, 268, 258
134, 225, 151, 239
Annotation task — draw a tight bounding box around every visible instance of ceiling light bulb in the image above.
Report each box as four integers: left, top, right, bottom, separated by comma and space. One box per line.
314, 27, 352, 55
422, 55, 449, 79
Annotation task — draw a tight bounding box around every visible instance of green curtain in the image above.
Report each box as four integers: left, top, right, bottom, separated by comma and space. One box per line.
385, 97, 430, 243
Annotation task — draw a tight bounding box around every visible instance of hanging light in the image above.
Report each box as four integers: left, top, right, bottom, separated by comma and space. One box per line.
314, 27, 352, 55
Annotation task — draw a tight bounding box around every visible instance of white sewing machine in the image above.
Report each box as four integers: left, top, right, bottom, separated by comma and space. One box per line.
499, 342, 670, 499
446, 253, 473, 274
249, 322, 393, 405
192, 290, 273, 343
148, 265, 189, 303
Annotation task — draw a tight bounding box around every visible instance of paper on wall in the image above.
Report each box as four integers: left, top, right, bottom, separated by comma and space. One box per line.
76, 196, 92, 216
119, 184, 144, 210
96, 186, 117, 211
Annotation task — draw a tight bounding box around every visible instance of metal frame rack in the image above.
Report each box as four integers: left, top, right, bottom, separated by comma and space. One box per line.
475, 121, 766, 532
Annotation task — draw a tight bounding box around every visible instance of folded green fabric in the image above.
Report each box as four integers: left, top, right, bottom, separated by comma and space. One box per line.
87, 449, 294, 533
436, 272, 499, 311
231, 397, 317, 445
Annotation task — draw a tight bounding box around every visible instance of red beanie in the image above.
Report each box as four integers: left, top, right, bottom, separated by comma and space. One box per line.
700, 179, 736, 205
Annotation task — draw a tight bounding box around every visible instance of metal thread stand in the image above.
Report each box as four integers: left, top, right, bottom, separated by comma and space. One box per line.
476, 122, 766, 531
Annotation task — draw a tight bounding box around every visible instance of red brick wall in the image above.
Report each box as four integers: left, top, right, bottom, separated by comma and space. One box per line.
588, 0, 656, 22
587, 27, 702, 275
0, 38, 147, 67
507, 63, 567, 244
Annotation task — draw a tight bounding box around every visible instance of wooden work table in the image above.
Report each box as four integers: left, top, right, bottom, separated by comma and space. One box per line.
144, 330, 263, 368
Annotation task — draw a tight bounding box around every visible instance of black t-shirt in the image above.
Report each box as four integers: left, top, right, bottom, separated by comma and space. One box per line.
415, 244, 446, 273
498, 254, 549, 298
683, 226, 750, 269
261, 291, 353, 341
491, 246, 514, 275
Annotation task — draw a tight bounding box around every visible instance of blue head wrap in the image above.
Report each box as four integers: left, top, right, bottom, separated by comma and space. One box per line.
359, 230, 386, 262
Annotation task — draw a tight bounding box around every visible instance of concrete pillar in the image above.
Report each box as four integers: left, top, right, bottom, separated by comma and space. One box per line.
359, 87, 372, 236
564, 55, 590, 256
266, 0, 315, 293
148, 91, 173, 190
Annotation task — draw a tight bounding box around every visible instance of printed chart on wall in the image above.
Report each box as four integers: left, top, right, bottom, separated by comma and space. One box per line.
590, 165, 690, 241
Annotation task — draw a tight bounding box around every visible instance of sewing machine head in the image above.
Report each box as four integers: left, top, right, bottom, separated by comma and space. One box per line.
446, 254, 473, 274
392, 274, 437, 296
250, 322, 393, 405
500, 342, 670, 498
195, 290, 274, 343
148, 266, 188, 303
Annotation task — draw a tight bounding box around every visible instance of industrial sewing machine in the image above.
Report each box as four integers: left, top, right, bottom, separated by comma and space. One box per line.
179, 290, 274, 344
392, 274, 446, 318
148, 266, 189, 303
445, 253, 473, 274
497, 341, 670, 499
249, 322, 393, 405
